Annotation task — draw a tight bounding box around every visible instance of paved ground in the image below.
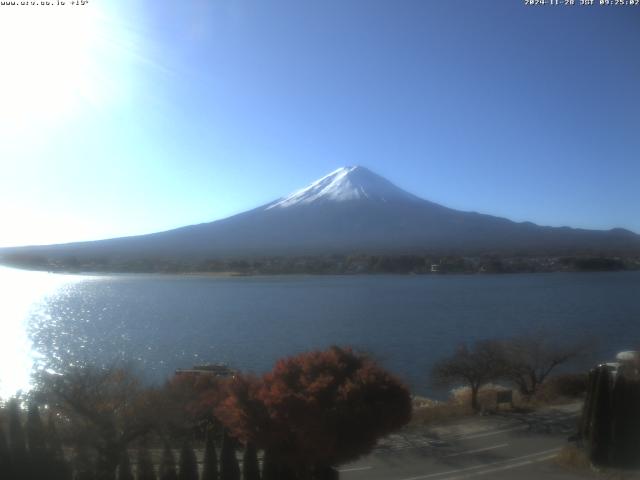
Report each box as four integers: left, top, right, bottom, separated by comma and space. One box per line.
339, 403, 590, 480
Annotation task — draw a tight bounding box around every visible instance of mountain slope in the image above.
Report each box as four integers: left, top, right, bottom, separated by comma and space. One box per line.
2, 166, 639, 264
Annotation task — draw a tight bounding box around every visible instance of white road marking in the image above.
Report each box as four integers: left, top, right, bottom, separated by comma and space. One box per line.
447, 426, 526, 441
379, 427, 525, 452
436, 412, 580, 443
381, 414, 579, 452
439, 454, 558, 479
444, 443, 509, 457
396, 447, 561, 480
338, 466, 373, 473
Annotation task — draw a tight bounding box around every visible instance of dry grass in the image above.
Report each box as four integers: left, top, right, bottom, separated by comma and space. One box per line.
555, 445, 592, 471
451, 384, 515, 410
410, 377, 586, 428
555, 445, 640, 479
410, 401, 471, 426
409, 386, 519, 427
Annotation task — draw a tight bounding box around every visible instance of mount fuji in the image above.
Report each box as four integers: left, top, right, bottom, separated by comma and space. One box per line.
2, 166, 639, 267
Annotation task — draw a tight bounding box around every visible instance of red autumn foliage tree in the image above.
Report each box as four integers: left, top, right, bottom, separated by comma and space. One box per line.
217, 346, 412, 474
159, 373, 226, 435
215, 374, 269, 446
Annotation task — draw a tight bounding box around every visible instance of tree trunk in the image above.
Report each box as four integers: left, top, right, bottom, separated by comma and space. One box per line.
471, 385, 480, 412
528, 371, 538, 397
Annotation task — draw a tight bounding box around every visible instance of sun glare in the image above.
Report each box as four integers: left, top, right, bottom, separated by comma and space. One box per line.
0, 266, 82, 399
0, 3, 125, 132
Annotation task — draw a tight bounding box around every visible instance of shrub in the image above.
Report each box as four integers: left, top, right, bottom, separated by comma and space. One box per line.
536, 374, 588, 402
217, 346, 412, 475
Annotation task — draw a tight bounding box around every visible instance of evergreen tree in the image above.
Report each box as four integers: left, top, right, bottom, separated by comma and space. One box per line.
26, 403, 47, 458
159, 443, 178, 480
74, 444, 95, 480
26, 403, 48, 480
137, 445, 157, 480
219, 430, 239, 480
46, 414, 72, 480
8, 398, 28, 480
0, 421, 13, 480
117, 450, 135, 480
8, 399, 27, 459
260, 450, 277, 480
242, 443, 260, 480
201, 430, 218, 480
45, 413, 64, 460
178, 441, 198, 480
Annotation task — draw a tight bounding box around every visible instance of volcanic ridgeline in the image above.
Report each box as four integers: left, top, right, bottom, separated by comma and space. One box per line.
2, 166, 639, 272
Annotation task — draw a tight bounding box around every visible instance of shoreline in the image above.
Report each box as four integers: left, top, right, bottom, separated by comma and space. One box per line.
1, 263, 638, 278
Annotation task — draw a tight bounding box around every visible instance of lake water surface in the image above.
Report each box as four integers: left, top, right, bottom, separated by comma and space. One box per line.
1, 266, 639, 397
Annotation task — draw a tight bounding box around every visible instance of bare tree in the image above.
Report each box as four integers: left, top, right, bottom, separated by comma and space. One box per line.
499, 332, 583, 397
35, 365, 158, 480
432, 340, 505, 411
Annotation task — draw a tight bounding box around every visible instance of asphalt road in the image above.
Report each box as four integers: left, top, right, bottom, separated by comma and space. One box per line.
338, 404, 588, 480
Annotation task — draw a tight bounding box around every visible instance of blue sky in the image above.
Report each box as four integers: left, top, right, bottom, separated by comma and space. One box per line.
1, 0, 638, 247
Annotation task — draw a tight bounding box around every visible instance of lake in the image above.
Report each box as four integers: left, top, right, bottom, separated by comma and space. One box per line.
1, 266, 639, 398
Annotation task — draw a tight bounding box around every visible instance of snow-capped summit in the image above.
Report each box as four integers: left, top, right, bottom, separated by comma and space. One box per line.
266, 166, 419, 209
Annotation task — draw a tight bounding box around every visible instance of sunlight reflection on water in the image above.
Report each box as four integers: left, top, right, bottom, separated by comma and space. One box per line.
1, 266, 637, 399
0, 266, 88, 398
